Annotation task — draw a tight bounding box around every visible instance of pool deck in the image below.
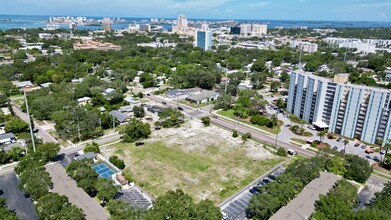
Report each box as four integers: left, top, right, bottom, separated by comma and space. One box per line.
46, 163, 110, 220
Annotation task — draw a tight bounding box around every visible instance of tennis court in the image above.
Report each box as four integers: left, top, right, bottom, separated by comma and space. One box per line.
92, 163, 116, 179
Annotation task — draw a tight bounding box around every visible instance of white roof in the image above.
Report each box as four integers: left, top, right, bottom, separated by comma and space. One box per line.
77, 97, 92, 102
312, 121, 329, 128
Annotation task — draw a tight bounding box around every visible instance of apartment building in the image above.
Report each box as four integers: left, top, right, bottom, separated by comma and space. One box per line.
287, 71, 391, 145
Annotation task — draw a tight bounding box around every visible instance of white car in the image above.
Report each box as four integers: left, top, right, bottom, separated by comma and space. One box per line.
221, 211, 228, 220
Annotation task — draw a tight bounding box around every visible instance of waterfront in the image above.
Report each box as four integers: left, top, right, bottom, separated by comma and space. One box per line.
1, 14, 391, 31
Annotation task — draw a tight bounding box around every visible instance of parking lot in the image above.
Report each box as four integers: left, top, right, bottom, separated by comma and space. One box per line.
117, 187, 152, 210
357, 179, 385, 210
0, 172, 38, 220
220, 166, 286, 220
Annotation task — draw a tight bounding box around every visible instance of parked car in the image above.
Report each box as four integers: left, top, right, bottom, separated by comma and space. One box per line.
361, 144, 366, 149
332, 146, 338, 150
178, 106, 184, 111
373, 156, 380, 162
249, 188, 259, 195
365, 148, 374, 154
162, 101, 167, 105
287, 149, 297, 155
222, 211, 228, 220
307, 125, 316, 131
380, 150, 385, 155
336, 137, 342, 142
354, 143, 360, 147
135, 142, 145, 146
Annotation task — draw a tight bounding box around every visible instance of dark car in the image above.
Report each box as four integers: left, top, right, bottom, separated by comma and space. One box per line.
336, 137, 342, 142
373, 156, 380, 162
178, 106, 184, 111
135, 142, 145, 146
249, 188, 259, 195
162, 101, 167, 105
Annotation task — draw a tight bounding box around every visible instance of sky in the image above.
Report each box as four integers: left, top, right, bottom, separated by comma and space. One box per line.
1, 0, 391, 21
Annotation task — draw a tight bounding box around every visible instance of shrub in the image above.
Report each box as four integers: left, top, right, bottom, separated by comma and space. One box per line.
242, 132, 252, 142
232, 130, 238, 138
277, 147, 287, 156
109, 155, 125, 170
84, 142, 100, 154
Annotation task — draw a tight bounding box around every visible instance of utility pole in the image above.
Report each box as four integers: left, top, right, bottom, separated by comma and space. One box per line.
112, 115, 116, 129
224, 63, 228, 94
77, 123, 81, 143
24, 89, 36, 152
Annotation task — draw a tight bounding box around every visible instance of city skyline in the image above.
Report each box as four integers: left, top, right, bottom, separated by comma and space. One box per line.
1, 0, 391, 22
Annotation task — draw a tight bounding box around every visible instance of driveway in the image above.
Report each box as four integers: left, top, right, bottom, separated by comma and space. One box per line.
46, 163, 110, 220
0, 172, 38, 220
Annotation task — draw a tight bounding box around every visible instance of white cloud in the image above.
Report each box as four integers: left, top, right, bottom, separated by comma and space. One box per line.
360, 1, 391, 7
250, 1, 270, 7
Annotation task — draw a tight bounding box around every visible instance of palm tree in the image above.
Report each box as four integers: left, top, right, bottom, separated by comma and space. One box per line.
343, 139, 349, 155
271, 113, 278, 128
317, 131, 326, 143
382, 139, 390, 164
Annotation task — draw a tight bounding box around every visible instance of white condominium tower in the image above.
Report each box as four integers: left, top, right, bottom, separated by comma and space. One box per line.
177, 14, 188, 28
287, 71, 391, 145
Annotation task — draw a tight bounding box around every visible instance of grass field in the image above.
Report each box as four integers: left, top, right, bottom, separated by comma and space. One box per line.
103, 120, 285, 203
217, 109, 282, 135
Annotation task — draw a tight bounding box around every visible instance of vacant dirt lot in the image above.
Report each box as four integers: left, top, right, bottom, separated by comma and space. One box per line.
102, 120, 284, 203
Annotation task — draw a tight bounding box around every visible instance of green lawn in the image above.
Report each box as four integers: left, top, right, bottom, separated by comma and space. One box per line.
109, 139, 284, 203
290, 138, 307, 145
179, 100, 213, 108
217, 110, 282, 135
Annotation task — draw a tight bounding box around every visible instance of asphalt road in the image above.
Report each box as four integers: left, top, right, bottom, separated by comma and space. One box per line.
11, 104, 58, 143
0, 171, 38, 220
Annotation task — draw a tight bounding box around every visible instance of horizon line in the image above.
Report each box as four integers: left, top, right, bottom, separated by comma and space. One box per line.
0, 13, 390, 24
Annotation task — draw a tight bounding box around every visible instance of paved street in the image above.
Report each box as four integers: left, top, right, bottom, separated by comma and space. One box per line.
11, 104, 58, 143
46, 163, 110, 220
0, 171, 38, 220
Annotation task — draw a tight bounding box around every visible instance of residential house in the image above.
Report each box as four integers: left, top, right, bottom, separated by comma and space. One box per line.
124, 96, 140, 105
103, 88, 116, 96
13, 81, 33, 89
119, 105, 134, 113
77, 97, 92, 106
109, 110, 129, 124
75, 152, 97, 162
238, 80, 254, 90
0, 132, 17, 145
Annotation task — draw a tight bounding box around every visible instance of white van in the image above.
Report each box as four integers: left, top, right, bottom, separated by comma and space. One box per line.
287, 149, 297, 155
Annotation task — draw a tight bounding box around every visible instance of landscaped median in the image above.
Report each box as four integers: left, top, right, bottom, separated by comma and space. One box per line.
216, 109, 282, 135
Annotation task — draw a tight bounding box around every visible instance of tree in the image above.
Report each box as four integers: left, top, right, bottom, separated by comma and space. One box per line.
270, 114, 278, 128
344, 155, 373, 183
242, 132, 252, 142
5, 117, 29, 133
109, 155, 125, 169
343, 139, 349, 155
201, 116, 211, 127
118, 118, 151, 143
36, 142, 61, 162
277, 147, 287, 156
270, 81, 281, 92
0, 198, 18, 220
106, 200, 144, 220
232, 130, 238, 138
133, 106, 145, 118
35, 193, 69, 220
146, 189, 221, 219
214, 93, 233, 110
318, 131, 326, 143
35, 193, 84, 220
96, 178, 119, 202
251, 59, 266, 72
84, 142, 100, 154
158, 108, 185, 128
